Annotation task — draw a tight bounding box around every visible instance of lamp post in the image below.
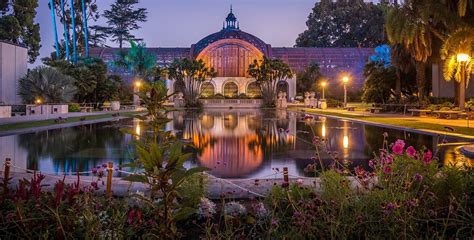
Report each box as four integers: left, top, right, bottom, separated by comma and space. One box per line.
342, 76, 350, 107
134, 80, 142, 106
321, 81, 327, 100
457, 53, 469, 111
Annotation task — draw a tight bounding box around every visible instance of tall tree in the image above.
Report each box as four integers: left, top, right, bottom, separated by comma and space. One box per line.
49, 0, 99, 57
103, 0, 147, 48
296, 62, 323, 95
168, 58, 216, 108
296, 0, 385, 48
0, 0, 41, 63
248, 57, 293, 107
385, 1, 434, 102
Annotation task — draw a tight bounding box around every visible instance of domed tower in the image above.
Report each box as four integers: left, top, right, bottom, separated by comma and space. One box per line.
190, 6, 273, 98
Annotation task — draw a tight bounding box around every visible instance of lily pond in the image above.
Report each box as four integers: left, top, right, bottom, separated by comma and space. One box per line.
1, 110, 472, 179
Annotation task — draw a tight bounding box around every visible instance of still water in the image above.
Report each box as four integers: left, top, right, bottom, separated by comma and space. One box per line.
1, 110, 472, 179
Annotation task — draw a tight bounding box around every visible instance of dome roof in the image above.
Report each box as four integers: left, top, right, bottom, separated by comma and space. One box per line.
193, 29, 269, 57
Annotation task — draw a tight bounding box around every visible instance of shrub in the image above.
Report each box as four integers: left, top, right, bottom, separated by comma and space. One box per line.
68, 103, 81, 112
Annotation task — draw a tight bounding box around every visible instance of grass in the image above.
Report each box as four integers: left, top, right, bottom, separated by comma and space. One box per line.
290, 107, 474, 138
0, 111, 142, 133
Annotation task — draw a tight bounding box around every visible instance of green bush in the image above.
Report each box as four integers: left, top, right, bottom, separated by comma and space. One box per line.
68, 103, 81, 112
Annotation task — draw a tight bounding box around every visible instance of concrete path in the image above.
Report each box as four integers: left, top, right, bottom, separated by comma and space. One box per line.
0, 109, 141, 125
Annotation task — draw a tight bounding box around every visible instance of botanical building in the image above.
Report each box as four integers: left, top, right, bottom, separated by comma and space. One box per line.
90, 8, 373, 100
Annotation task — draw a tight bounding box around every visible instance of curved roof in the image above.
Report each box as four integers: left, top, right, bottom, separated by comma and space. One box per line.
193, 29, 269, 57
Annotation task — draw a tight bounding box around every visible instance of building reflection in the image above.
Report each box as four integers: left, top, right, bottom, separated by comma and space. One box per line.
173, 110, 296, 178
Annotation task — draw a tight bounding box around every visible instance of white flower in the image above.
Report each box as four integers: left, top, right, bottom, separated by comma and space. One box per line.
252, 202, 268, 219
198, 197, 216, 219
224, 201, 247, 217
296, 179, 304, 185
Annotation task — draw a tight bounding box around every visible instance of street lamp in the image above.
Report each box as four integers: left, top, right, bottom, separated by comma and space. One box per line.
457, 53, 470, 111
320, 81, 327, 100
133, 80, 142, 106
35, 98, 42, 104
342, 76, 350, 107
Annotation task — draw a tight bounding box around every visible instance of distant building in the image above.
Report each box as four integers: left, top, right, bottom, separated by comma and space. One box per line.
0, 41, 27, 104
90, 8, 373, 100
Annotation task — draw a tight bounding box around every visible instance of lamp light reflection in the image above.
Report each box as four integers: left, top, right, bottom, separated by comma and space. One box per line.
343, 135, 349, 149
322, 124, 326, 138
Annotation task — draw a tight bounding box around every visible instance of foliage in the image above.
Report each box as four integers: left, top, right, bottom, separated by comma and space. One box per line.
113, 40, 156, 81
296, 0, 385, 48
441, 27, 474, 86
102, 0, 148, 48
0, 0, 40, 63
18, 66, 76, 103
45, 58, 124, 104
248, 57, 293, 107
385, 1, 434, 102
362, 62, 397, 103
68, 103, 81, 112
296, 62, 323, 95
168, 58, 217, 108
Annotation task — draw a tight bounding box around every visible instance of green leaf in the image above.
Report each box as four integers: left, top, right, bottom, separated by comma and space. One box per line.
174, 207, 197, 221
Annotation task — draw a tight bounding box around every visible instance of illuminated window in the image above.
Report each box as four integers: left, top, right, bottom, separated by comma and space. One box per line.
223, 82, 238, 98
200, 82, 215, 97
246, 82, 261, 98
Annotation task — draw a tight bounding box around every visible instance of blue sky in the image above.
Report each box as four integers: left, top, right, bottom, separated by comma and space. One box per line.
34, 0, 316, 66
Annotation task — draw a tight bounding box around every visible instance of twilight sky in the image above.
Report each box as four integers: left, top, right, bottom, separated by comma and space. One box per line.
34, 0, 317, 66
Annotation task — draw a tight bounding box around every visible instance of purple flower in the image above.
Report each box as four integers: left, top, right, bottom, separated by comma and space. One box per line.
91, 167, 97, 174
423, 150, 432, 164
414, 173, 423, 182
406, 146, 416, 158
271, 218, 279, 226
102, 163, 108, 168
368, 160, 375, 169
392, 140, 405, 155
383, 166, 392, 174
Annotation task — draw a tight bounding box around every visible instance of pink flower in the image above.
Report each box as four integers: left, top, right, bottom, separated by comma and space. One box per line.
422, 150, 432, 164
383, 166, 392, 174
368, 160, 375, 169
392, 140, 405, 155
296, 179, 304, 185
406, 146, 416, 158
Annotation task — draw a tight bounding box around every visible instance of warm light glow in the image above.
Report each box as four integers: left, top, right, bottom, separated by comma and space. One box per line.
457, 53, 470, 63
343, 135, 349, 149
321, 124, 326, 138
134, 81, 142, 88
342, 76, 350, 84
35, 98, 42, 104
321, 81, 327, 87
135, 124, 141, 136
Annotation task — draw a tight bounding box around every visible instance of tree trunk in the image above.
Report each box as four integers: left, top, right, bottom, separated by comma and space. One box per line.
454, 81, 460, 106
415, 61, 426, 102
395, 70, 401, 100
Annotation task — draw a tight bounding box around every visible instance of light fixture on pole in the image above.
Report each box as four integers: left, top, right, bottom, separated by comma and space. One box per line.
342, 76, 350, 107
457, 53, 470, 111
321, 81, 327, 100
134, 80, 142, 106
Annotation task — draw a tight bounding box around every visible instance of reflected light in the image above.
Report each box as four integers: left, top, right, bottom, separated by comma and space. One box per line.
343, 135, 349, 149
322, 124, 326, 138
135, 124, 141, 136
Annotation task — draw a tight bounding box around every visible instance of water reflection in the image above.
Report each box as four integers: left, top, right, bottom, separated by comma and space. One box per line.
0, 110, 472, 178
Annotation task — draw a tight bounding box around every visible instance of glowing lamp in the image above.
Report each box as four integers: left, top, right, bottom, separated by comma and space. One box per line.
457, 53, 469, 63
342, 76, 350, 84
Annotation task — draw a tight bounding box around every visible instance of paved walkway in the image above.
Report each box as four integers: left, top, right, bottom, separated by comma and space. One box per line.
0, 109, 142, 125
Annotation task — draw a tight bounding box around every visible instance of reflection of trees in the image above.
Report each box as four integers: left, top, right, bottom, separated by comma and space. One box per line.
18, 121, 129, 172
252, 110, 293, 160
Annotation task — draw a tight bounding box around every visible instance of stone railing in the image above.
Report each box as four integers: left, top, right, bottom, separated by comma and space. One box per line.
200, 99, 263, 108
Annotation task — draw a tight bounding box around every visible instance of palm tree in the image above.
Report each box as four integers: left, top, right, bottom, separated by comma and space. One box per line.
168, 58, 216, 108
386, 2, 433, 102
114, 40, 156, 81
441, 27, 474, 109
248, 57, 293, 107
391, 44, 413, 100
18, 66, 76, 103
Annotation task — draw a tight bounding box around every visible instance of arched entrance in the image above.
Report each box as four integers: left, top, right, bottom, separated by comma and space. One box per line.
276, 81, 289, 100
200, 82, 215, 97
223, 82, 238, 98
246, 82, 261, 98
